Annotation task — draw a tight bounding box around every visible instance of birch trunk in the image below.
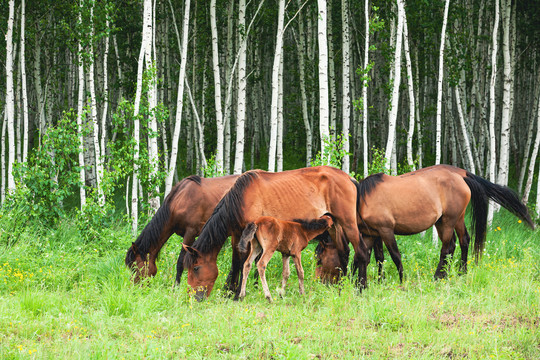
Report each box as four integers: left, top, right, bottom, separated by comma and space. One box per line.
234, 0, 247, 174
268, 0, 285, 172
210, 0, 224, 174
20, 0, 29, 163
5, 0, 16, 193
435, 0, 450, 166
295, 1, 312, 166
455, 85, 475, 173
165, 0, 191, 195
318, 0, 330, 161
327, 2, 337, 140
100, 18, 110, 168
77, 6, 86, 209
497, 0, 513, 187
277, 56, 284, 172
143, 0, 160, 211
363, 0, 370, 177
384, 0, 404, 173
341, 0, 351, 173
522, 96, 540, 205
487, 0, 500, 226
403, 13, 416, 171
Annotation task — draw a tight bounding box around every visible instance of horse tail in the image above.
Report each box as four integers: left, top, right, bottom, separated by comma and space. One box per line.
463, 171, 534, 260
239, 222, 258, 253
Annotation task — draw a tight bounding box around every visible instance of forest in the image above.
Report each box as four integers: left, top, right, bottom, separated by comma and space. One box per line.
1, 1, 540, 358
1, 0, 539, 228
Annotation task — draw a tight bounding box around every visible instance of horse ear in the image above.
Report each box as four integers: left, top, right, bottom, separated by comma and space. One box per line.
131, 242, 138, 252
182, 243, 201, 257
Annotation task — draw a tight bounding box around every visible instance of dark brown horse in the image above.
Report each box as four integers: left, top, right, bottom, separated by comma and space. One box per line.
125, 174, 239, 283
182, 166, 369, 301
318, 164, 534, 281
238, 214, 334, 302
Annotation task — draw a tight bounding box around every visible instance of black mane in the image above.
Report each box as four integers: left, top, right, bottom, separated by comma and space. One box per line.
357, 172, 384, 201
184, 171, 260, 268
125, 175, 202, 265
293, 217, 330, 232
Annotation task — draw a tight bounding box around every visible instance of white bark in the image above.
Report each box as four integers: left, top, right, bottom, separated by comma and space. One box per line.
455, 85, 475, 173
497, 0, 513, 187
487, 0, 500, 226
277, 56, 284, 172
318, 0, 330, 161
522, 97, 540, 205
100, 18, 110, 170
5, 0, 15, 193
384, 0, 404, 173
234, 0, 247, 174
20, 0, 29, 163
165, 0, 191, 195
327, 2, 337, 141
268, 0, 286, 172
210, 0, 224, 174
77, 6, 86, 209
362, 0, 370, 178
143, 0, 160, 211
403, 12, 416, 171
435, 0, 450, 166
295, 1, 312, 166
87, 4, 104, 206
341, 0, 351, 173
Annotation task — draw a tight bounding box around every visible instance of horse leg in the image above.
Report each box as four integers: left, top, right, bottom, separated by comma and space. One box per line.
434, 222, 457, 279
342, 224, 369, 288
379, 230, 404, 283
256, 247, 277, 303
279, 255, 290, 297
225, 234, 247, 297
454, 218, 470, 274
292, 254, 305, 295
239, 242, 262, 299
175, 229, 197, 285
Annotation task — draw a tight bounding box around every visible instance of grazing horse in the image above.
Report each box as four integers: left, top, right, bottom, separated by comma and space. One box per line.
238, 214, 334, 302
317, 164, 534, 281
182, 166, 369, 301
313, 231, 350, 284
125, 174, 239, 283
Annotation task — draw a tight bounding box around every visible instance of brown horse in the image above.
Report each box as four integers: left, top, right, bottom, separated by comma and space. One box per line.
313, 231, 350, 284
125, 174, 239, 283
318, 164, 534, 281
182, 166, 369, 301
238, 214, 334, 302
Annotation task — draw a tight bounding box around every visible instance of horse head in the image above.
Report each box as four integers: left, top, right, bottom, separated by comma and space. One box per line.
314, 231, 349, 284
183, 243, 219, 301
125, 242, 157, 283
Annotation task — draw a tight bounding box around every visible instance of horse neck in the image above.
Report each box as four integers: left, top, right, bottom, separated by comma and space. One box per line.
302, 227, 328, 244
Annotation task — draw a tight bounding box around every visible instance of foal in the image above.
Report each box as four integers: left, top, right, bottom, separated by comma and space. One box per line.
238, 214, 334, 302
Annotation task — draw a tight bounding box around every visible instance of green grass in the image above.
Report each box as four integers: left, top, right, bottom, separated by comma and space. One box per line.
0, 212, 538, 359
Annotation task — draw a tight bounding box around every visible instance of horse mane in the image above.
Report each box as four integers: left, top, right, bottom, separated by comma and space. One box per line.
356, 173, 384, 201
184, 171, 260, 268
293, 217, 330, 232
125, 176, 202, 266
314, 231, 349, 276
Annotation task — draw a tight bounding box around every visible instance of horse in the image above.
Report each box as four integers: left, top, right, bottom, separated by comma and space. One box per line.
237, 214, 335, 302
317, 164, 534, 282
125, 174, 239, 283
182, 166, 369, 301
313, 231, 350, 284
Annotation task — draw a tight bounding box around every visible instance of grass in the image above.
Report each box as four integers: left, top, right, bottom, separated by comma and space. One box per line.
0, 211, 538, 359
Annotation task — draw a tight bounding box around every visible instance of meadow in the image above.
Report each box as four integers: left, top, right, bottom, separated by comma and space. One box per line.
0, 209, 538, 359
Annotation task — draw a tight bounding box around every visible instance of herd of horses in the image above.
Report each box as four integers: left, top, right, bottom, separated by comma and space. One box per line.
125, 165, 535, 302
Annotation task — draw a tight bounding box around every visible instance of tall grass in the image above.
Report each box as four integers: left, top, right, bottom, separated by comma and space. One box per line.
0, 211, 538, 359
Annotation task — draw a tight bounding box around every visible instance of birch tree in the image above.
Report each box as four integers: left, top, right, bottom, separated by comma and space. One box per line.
210, 0, 225, 174
268, 0, 285, 172
522, 97, 540, 205
20, 0, 29, 163
341, 0, 351, 173
403, 11, 416, 171
487, 0, 500, 225
362, 0, 370, 178
77, 5, 86, 209
318, 0, 330, 160
234, 0, 247, 174
165, 0, 191, 195
435, 0, 450, 167
384, 0, 404, 173
5, 0, 16, 193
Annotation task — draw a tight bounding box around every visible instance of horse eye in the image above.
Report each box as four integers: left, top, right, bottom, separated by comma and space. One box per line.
193, 266, 200, 272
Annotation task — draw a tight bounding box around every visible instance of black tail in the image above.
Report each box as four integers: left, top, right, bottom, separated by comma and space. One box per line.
463, 171, 534, 260
239, 223, 258, 253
